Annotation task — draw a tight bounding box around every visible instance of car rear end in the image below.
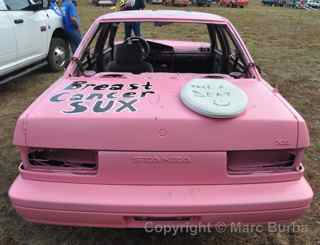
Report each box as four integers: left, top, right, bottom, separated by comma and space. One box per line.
9, 146, 313, 227
9, 73, 313, 227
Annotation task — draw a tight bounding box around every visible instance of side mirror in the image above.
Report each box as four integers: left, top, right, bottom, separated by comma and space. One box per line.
29, 0, 43, 11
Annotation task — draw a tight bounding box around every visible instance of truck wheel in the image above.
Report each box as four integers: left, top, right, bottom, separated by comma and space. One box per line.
47, 37, 70, 72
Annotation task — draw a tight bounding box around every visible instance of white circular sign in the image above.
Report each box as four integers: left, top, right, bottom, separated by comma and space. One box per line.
180, 79, 248, 118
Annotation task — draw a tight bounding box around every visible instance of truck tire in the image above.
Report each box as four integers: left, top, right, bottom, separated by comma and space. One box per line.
47, 37, 70, 72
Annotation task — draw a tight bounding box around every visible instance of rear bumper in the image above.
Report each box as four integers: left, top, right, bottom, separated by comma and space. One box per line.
9, 175, 313, 228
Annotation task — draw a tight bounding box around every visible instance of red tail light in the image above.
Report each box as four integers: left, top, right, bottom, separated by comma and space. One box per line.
227, 149, 302, 175
23, 149, 98, 175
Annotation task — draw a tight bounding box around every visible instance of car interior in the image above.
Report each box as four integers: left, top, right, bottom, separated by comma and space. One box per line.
77, 22, 253, 78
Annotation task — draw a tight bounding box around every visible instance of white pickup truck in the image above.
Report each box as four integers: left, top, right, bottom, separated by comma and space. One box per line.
0, 0, 69, 84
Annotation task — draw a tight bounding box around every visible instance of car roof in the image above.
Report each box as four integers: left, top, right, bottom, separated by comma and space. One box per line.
98, 10, 228, 24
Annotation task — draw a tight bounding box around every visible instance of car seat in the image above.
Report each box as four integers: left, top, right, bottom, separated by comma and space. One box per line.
106, 42, 153, 74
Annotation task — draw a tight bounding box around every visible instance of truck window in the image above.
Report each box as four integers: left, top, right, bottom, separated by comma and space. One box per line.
4, 0, 30, 10
0, 0, 6, 10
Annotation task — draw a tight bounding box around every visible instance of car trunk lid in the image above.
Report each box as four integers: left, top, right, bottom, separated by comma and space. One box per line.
14, 73, 298, 151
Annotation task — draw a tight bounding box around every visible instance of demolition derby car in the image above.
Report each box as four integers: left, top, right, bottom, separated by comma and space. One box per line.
9, 10, 313, 228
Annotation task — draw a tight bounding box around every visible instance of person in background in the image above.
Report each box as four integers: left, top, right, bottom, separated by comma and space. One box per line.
49, 0, 62, 16
60, 0, 82, 53
121, 0, 145, 40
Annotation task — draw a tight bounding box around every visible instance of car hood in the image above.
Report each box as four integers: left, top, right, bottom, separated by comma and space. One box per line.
14, 73, 301, 151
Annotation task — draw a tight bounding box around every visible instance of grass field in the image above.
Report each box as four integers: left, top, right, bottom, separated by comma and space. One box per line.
0, 1, 319, 244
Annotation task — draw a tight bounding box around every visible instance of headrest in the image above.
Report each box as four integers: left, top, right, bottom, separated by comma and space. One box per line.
114, 42, 144, 64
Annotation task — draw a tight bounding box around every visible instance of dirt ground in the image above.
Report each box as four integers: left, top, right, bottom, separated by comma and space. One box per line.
0, 1, 319, 244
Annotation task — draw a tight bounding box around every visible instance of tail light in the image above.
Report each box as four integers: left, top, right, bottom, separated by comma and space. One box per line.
22, 148, 98, 175
227, 149, 302, 175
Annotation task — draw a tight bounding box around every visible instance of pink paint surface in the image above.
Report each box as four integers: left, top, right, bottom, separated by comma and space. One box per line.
9, 10, 313, 227
13, 74, 306, 151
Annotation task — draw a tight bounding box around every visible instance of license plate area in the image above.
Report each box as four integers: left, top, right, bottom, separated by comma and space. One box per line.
98, 151, 226, 185
132, 216, 191, 222
126, 215, 199, 226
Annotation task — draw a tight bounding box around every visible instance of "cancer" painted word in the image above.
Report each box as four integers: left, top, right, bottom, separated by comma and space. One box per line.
49, 80, 156, 114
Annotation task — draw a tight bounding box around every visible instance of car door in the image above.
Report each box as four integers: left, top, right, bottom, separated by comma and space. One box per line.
0, 0, 17, 76
4, 0, 48, 65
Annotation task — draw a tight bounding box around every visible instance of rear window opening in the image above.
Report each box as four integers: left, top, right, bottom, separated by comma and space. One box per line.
227, 150, 298, 175
25, 149, 98, 175
75, 21, 253, 78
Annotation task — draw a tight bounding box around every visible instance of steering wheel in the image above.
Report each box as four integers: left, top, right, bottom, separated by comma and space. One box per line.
124, 36, 151, 60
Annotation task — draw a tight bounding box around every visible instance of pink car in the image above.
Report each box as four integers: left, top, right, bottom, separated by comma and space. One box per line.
9, 10, 313, 228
